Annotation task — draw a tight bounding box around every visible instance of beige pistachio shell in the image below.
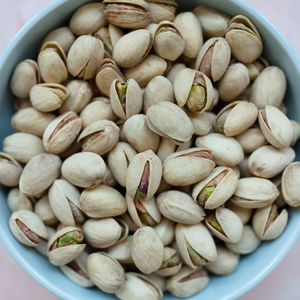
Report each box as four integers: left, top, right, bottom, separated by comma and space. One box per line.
238, 157, 252, 178
14, 98, 32, 111
35, 226, 55, 257
290, 120, 300, 146
7, 188, 34, 212
156, 138, 176, 162
246, 56, 269, 81
154, 218, 175, 246
107, 236, 133, 264
167, 63, 186, 83
147, 0, 177, 23
186, 111, 211, 137
226, 202, 253, 224
103, 165, 118, 187
120, 213, 139, 233
34, 195, 58, 226
155, 247, 182, 277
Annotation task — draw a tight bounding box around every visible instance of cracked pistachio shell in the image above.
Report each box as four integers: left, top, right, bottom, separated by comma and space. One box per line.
226, 225, 260, 255
155, 247, 182, 277
175, 223, 217, 268
108, 142, 137, 187
124, 54, 168, 88
258, 105, 293, 149
60, 250, 94, 288
205, 207, 243, 243
67, 35, 104, 80
120, 213, 139, 233
126, 150, 162, 201
157, 191, 205, 225
47, 226, 85, 266
281, 162, 300, 207
218, 63, 250, 101
250, 66, 287, 108
104, 0, 151, 29
225, 15, 263, 63
43, 112, 82, 154
80, 184, 126, 218
192, 166, 238, 210
43, 27, 75, 54
163, 148, 215, 186
167, 63, 186, 83
34, 195, 58, 226
7, 188, 35, 212
11, 107, 55, 137
83, 218, 128, 249
196, 133, 244, 167
147, 0, 177, 23
113, 29, 153, 68
154, 21, 184, 61
252, 204, 288, 240
61, 152, 106, 188
174, 68, 213, 113
186, 111, 212, 136
290, 120, 300, 146
77, 120, 119, 155
246, 56, 269, 81
19, 153, 61, 196
215, 101, 258, 136
110, 79, 143, 120
35, 226, 55, 257
107, 235, 133, 264
146, 101, 194, 145
132, 226, 164, 274
10, 59, 40, 99
69, 3, 106, 35
226, 202, 253, 224
47, 181, 86, 226
116, 272, 163, 300
38, 42, 68, 83
195, 37, 231, 82
193, 5, 230, 38
146, 23, 158, 37
30, 83, 68, 112
248, 146, 295, 178
154, 218, 175, 246
3, 132, 44, 164
80, 97, 117, 128
231, 177, 279, 209
95, 58, 125, 97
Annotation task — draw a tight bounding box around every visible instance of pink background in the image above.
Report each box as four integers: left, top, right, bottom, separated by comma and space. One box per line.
1, 0, 300, 299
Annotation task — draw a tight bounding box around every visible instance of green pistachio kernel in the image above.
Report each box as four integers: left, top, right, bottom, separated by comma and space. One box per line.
198, 186, 215, 206
187, 84, 206, 112
116, 82, 127, 104
57, 231, 82, 248
208, 215, 224, 234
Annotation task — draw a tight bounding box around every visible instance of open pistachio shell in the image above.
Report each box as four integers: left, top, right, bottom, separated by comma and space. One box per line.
147, 0, 177, 23
155, 247, 182, 277
0, 152, 23, 187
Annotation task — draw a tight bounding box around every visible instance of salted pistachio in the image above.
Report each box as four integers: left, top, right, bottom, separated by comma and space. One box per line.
9, 210, 47, 247
113, 29, 153, 68
132, 226, 164, 274
80, 184, 126, 218
195, 37, 231, 82
3, 132, 44, 163
7, 188, 35, 212
146, 101, 194, 145
77, 120, 119, 155
218, 63, 250, 101
95, 59, 125, 97
35, 226, 55, 257
14, 98, 32, 111
258, 105, 294, 149
67, 35, 104, 80
156, 138, 176, 162
146, 0, 177, 23
157, 190, 205, 224
155, 247, 181, 277
154, 21, 184, 61
174, 68, 213, 113
83, 218, 128, 249
226, 225, 261, 255
163, 148, 215, 186
226, 201, 253, 224
43, 112, 82, 154
196, 133, 244, 167
42, 26, 75, 54
238, 157, 252, 178
107, 235, 133, 264
290, 120, 300, 146
34, 195, 58, 226
205, 207, 243, 243
225, 15, 263, 63
271, 176, 286, 208
184, 111, 211, 137
10, 59, 40, 99
246, 56, 269, 81
236, 126, 268, 154
154, 218, 175, 246
124, 54, 168, 88
60, 250, 94, 288
38, 41, 68, 83
116, 272, 163, 300
215, 101, 258, 136
248, 146, 295, 178
175, 223, 217, 268
167, 63, 186, 83
11, 107, 55, 137
120, 213, 139, 233
103, 164, 118, 187
110, 79, 143, 120
192, 166, 238, 210
231, 177, 279, 209
69, 2, 106, 35
193, 5, 230, 38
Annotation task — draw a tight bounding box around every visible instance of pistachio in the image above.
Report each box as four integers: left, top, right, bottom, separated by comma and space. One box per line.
35, 227, 55, 257
34, 195, 58, 226
167, 63, 186, 83
290, 120, 300, 146
246, 56, 269, 81
238, 157, 252, 178
147, 0, 177, 23
107, 236, 133, 264
226, 202, 253, 225
154, 218, 175, 246
14, 98, 32, 111
156, 138, 176, 162
7, 188, 35, 212
155, 247, 182, 277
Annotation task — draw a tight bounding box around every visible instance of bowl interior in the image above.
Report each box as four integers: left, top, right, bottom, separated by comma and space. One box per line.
0, 0, 300, 299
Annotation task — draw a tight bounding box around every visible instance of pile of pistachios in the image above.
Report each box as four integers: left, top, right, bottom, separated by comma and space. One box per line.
2, 0, 300, 298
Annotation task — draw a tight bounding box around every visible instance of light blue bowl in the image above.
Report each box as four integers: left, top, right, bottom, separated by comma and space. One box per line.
1, 0, 300, 299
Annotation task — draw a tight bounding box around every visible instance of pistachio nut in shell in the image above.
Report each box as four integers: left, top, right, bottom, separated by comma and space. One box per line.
146, 101, 194, 145
187, 111, 212, 136
290, 120, 300, 146
9, 210, 48, 247
226, 201, 253, 224
107, 235, 133, 264
7, 188, 34, 212
155, 247, 182, 277
35, 226, 55, 257
246, 56, 269, 81
19, 153, 61, 196
192, 166, 238, 210
175, 223, 217, 268
103, 165, 118, 187
167, 63, 186, 83
238, 157, 252, 178
80, 184, 126, 218
132, 226, 164, 274
154, 218, 175, 246
34, 195, 58, 226
156, 138, 176, 162
14, 98, 32, 111
120, 213, 139, 233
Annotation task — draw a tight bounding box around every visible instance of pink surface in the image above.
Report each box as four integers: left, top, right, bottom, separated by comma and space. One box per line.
1, 0, 300, 299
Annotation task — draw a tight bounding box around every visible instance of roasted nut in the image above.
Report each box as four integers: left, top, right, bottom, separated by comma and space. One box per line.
34, 195, 58, 226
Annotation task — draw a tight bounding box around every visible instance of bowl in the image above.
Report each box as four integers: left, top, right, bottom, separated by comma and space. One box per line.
1, 0, 300, 299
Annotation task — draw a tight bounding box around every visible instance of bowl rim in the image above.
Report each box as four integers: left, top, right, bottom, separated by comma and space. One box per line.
1, 0, 300, 299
